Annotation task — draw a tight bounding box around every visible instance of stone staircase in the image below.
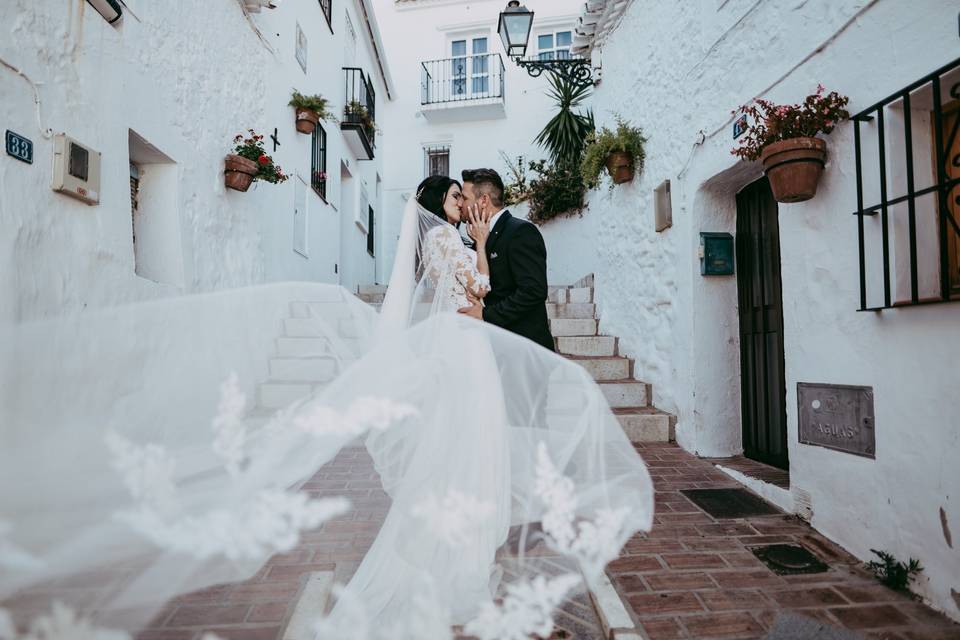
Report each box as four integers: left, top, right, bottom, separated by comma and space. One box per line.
357, 276, 676, 443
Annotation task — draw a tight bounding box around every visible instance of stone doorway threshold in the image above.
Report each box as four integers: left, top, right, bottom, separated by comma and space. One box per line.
706, 455, 795, 516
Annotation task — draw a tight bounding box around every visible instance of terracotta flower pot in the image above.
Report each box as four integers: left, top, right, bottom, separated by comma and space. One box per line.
605, 151, 634, 184
295, 108, 320, 134
224, 154, 258, 192
760, 137, 827, 203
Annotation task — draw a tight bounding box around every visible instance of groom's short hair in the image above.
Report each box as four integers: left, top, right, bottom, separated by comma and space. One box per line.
462, 168, 505, 208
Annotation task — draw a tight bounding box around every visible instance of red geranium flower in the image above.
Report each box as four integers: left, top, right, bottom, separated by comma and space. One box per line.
258, 154, 269, 165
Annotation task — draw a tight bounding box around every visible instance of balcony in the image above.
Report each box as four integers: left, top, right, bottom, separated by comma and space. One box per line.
342, 68, 376, 160
420, 53, 506, 123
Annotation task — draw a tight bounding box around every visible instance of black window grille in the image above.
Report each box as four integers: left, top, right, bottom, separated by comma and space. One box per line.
367, 205, 375, 257
851, 56, 960, 310
424, 145, 450, 177
311, 124, 327, 200
318, 0, 332, 31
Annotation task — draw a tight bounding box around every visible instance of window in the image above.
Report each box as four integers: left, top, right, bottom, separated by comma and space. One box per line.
850, 58, 960, 309
318, 0, 332, 31
311, 124, 327, 200
367, 205, 375, 257
424, 144, 450, 177
450, 37, 489, 97
295, 22, 307, 73
537, 30, 572, 60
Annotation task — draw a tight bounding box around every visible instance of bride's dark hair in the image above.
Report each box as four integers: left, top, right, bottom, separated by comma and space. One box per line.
415, 175, 461, 224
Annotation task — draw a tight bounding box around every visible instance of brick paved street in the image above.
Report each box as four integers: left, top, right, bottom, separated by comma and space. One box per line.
8, 442, 958, 639
610, 443, 960, 640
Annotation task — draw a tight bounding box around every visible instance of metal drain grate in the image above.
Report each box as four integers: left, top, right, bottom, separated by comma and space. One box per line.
751, 544, 828, 575
681, 488, 781, 519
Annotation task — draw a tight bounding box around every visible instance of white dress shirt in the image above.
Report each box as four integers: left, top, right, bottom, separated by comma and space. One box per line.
487, 208, 507, 231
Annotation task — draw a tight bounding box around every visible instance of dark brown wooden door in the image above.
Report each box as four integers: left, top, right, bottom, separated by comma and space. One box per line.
736, 177, 788, 470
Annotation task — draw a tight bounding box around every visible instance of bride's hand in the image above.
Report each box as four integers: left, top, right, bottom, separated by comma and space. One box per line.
466, 204, 489, 247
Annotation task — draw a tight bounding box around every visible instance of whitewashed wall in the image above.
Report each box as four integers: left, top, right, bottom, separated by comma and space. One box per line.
0, 0, 390, 322
578, 0, 960, 619
372, 0, 591, 285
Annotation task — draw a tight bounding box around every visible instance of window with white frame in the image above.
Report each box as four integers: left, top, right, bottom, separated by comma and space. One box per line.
450, 37, 490, 97
537, 30, 572, 60
424, 144, 451, 177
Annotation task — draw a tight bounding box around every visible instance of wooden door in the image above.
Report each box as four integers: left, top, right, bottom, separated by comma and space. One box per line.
939, 103, 960, 295
736, 177, 789, 470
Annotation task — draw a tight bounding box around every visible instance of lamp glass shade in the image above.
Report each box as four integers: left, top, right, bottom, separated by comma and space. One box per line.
497, 3, 534, 58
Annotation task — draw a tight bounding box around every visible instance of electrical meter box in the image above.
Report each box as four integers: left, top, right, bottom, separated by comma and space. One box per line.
52, 134, 101, 205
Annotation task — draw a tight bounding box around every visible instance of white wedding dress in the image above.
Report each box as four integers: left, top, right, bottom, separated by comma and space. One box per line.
0, 196, 654, 639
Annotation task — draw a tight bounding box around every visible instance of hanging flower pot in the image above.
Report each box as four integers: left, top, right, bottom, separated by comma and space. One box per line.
605, 151, 635, 184
295, 108, 320, 134
760, 137, 827, 203
224, 154, 259, 192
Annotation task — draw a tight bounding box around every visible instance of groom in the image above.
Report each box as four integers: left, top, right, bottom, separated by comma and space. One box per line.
457, 168, 554, 352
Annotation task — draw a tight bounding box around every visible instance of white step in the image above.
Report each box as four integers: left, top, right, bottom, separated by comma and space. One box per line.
258, 382, 316, 409
276, 337, 331, 357
618, 411, 674, 442
358, 284, 388, 295
568, 287, 593, 303
284, 318, 330, 337
550, 319, 598, 337
546, 303, 596, 320
269, 357, 337, 382
572, 357, 631, 381
557, 336, 615, 357
599, 381, 649, 408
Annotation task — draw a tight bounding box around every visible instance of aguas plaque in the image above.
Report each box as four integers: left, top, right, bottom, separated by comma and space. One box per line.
798, 383, 875, 458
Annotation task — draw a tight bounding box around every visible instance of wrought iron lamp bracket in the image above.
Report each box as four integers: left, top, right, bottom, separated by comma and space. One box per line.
512, 56, 596, 88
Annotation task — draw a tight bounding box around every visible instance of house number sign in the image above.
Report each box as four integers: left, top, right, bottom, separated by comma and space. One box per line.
6, 130, 33, 164
798, 383, 875, 458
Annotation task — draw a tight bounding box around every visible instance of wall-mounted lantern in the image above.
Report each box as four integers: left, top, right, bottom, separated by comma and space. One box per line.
86, 0, 122, 24
496, 1, 596, 88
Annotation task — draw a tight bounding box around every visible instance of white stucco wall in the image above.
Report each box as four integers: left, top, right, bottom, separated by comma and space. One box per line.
577, 0, 960, 619
0, 0, 390, 322
372, 0, 593, 285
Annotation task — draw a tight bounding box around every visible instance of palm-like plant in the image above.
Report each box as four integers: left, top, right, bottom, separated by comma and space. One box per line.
534, 72, 594, 166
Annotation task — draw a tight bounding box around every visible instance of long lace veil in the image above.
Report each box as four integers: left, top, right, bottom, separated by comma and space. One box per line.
0, 191, 654, 638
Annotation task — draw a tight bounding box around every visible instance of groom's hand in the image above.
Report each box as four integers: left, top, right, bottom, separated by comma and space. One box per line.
458, 299, 483, 320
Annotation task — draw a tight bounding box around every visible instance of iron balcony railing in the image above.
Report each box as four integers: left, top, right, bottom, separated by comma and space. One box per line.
421, 53, 505, 106
342, 67, 376, 157
851, 56, 960, 311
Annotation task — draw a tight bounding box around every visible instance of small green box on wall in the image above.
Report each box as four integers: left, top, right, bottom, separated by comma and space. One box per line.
700, 232, 734, 276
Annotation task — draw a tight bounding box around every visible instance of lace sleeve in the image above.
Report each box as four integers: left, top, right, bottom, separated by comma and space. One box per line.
431, 226, 490, 298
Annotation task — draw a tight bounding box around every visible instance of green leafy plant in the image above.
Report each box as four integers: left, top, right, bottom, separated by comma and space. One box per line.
526, 159, 586, 225
232, 129, 288, 184
732, 85, 850, 161
288, 90, 335, 121
580, 116, 647, 190
344, 100, 378, 135
500, 152, 531, 206
866, 549, 923, 591
534, 72, 595, 167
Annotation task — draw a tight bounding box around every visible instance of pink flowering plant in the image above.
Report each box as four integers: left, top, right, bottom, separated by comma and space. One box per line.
731, 86, 850, 161
232, 129, 289, 184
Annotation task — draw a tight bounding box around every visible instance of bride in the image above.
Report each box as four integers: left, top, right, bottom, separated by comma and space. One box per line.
0, 175, 654, 638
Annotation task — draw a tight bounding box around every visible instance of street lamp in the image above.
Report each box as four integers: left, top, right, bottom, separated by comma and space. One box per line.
497, 1, 534, 58
496, 0, 595, 89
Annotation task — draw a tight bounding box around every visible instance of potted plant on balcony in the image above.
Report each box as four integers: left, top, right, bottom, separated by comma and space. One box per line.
581, 116, 647, 189
225, 130, 289, 192
289, 90, 333, 135
732, 85, 850, 203
344, 100, 378, 136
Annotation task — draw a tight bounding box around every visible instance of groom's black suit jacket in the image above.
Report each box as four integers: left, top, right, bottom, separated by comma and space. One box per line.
482, 211, 555, 352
